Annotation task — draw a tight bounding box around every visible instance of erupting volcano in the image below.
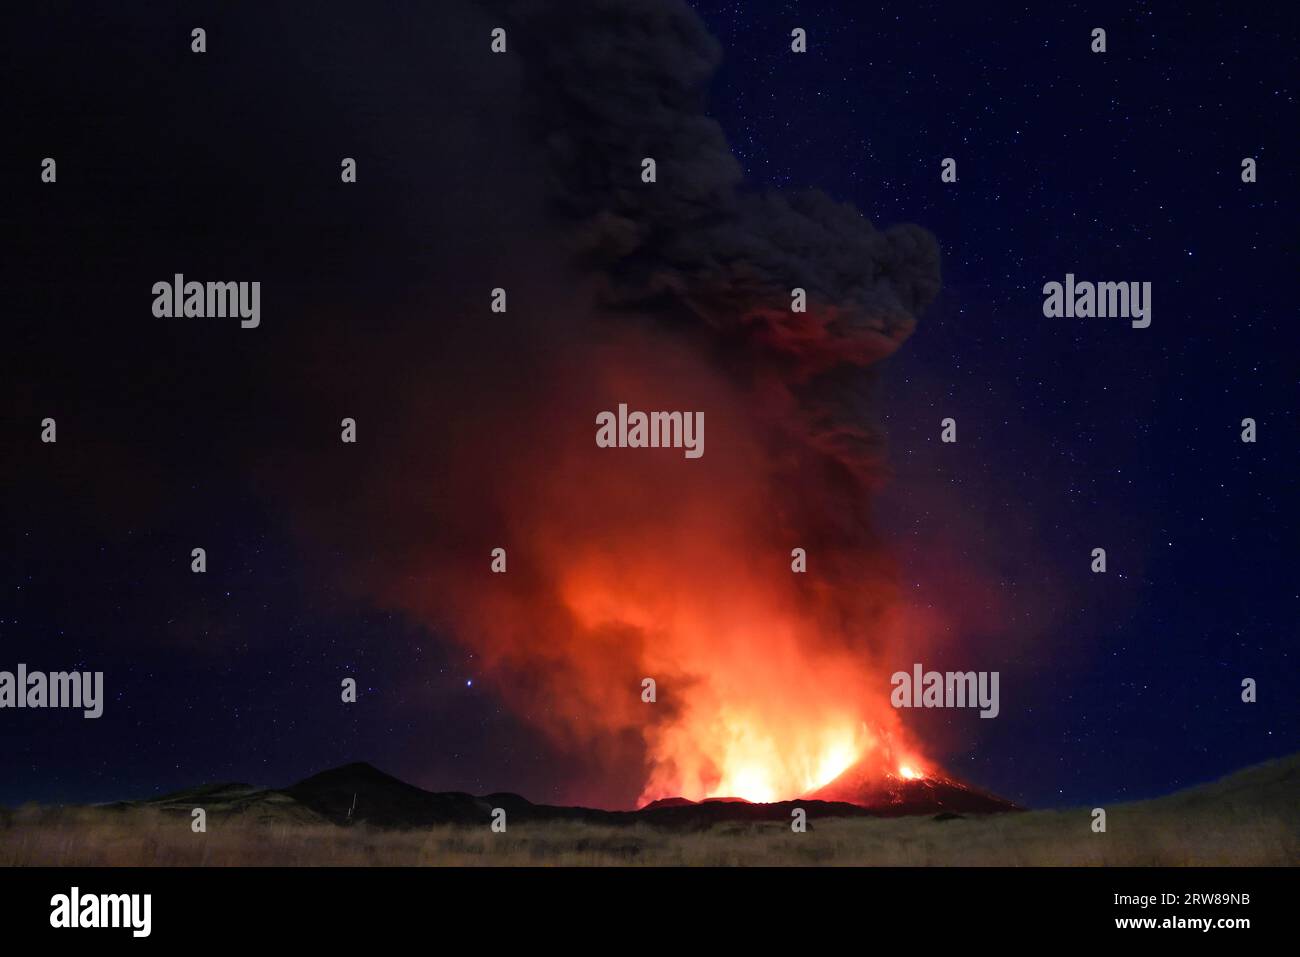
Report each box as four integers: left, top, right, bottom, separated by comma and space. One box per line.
279, 0, 952, 811
399, 354, 948, 811
641, 723, 938, 809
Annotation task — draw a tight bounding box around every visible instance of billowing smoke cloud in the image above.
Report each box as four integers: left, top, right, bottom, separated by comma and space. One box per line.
510, 0, 938, 347
270, 0, 942, 808
508, 0, 940, 475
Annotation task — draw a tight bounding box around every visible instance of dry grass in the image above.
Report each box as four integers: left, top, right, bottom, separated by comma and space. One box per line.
1, 800, 1292, 866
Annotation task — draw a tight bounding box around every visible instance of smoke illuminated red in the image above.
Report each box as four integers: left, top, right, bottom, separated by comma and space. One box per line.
562, 555, 913, 805
256, 0, 947, 809
314, 318, 939, 809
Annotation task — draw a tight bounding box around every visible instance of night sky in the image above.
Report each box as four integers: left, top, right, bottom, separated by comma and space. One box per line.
2, 1, 1295, 811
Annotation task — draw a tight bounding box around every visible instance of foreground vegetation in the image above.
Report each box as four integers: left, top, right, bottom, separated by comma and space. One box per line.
2, 797, 1292, 866
4, 755, 1293, 866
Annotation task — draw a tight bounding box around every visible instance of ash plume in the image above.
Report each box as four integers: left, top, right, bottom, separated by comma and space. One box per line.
504, 0, 940, 488
263, 0, 946, 806
508, 0, 938, 350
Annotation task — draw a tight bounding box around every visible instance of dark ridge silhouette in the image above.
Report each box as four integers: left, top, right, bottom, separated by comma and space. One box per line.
277, 763, 883, 828
105, 760, 1018, 830
283, 762, 491, 827
640, 796, 695, 810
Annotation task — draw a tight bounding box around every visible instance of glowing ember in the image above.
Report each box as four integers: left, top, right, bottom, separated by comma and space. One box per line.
898, 765, 921, 780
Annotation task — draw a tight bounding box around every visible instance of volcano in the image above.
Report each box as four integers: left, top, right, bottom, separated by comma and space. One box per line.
115, 761, 1019, 830
804, 760, 1021, 816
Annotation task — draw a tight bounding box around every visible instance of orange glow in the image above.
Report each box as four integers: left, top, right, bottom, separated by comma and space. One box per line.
558, 538, 921, 804
359, 330, 937, 808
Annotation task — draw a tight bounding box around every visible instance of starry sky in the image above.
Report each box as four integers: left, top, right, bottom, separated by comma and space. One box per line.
2, 0, 1295, 810
691, 0, 1297, 803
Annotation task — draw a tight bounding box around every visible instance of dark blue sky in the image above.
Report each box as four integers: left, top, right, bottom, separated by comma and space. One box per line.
1, 1, 1294, 810
691, 0, 1297, 804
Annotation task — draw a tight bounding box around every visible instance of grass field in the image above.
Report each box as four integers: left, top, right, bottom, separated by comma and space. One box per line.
0, 807, 1292, 866
3, 755, 1294, 866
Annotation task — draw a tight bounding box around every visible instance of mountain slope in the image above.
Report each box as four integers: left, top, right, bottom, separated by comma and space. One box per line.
94, 753, 1300, 833
804, 762, 1021, 816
